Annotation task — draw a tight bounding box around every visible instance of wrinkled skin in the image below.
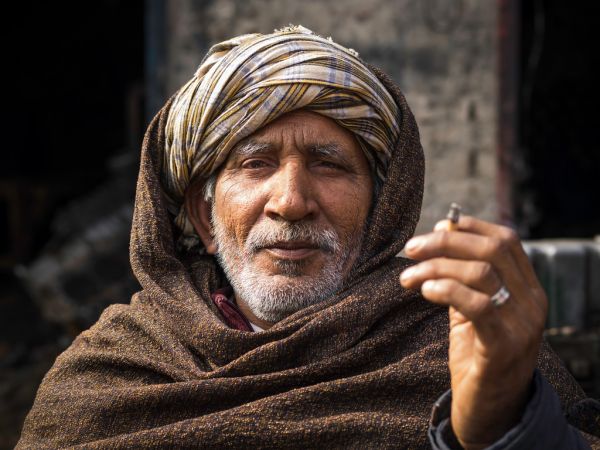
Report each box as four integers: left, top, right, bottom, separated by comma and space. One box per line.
186, 110, 373, 328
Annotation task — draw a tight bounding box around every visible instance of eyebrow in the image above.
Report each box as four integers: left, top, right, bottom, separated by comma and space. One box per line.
308, 143, 344, 159
230, 140, 273, 158
231, 140, 349, 162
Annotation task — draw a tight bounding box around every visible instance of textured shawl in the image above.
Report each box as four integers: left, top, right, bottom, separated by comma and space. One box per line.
17, 59, 599, 449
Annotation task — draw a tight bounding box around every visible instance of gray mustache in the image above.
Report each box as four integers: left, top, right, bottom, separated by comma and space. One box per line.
246, 222, 341, 254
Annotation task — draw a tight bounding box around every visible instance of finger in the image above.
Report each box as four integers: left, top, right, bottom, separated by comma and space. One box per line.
437, 215, 548, 316
405, 230, 519, 282
420, 278, 498, 325
400, 258, 502, 296
419, 278, 540, 353
442, 215, 540, 291
406, 230, 494, 261
405, 230, 541, 313
423, 277, 546, 352
401, 257, 544, 340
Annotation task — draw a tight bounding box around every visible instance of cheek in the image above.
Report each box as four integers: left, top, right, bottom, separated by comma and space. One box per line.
319, 178, 372, 237
214, 178, 264, 242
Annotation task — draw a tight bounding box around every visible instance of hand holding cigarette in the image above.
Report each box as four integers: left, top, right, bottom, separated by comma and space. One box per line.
399, 204, 548, 448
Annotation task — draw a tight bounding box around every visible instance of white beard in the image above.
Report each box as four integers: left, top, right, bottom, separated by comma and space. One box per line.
211, 212, 364, 323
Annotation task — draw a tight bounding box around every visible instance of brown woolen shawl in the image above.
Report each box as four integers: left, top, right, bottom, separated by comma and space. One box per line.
18, 66, 599, 449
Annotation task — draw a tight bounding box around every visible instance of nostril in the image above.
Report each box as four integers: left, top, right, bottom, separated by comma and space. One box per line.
264, 190, 318, 222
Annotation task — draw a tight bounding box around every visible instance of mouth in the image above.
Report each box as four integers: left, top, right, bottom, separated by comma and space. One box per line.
262, 241, 321, 260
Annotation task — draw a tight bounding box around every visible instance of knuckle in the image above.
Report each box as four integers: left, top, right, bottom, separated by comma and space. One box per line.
435, 230, 451, 249
499, 226, 520, 245
485, 236, 508, 259
461, 215, 474, 227
447, 279, 460, 296
474, 261, 494, 283
438, 279, 456, 297
438, 280, 456, 297
419, 260, 436, 277
471, 293, 493, 317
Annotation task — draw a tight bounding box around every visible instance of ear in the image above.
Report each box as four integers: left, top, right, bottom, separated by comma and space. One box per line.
184, 180, 218, 255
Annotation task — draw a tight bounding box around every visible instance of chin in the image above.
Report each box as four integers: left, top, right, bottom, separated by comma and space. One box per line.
231, 266, 345, 323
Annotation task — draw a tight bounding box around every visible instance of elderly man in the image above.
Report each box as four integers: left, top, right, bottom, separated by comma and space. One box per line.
18, 26, 598, 449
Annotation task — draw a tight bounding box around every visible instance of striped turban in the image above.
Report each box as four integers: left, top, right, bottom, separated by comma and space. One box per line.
162, 25, 401, 249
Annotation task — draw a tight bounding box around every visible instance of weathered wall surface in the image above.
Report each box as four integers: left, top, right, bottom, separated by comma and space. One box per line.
159, 0, 498, 233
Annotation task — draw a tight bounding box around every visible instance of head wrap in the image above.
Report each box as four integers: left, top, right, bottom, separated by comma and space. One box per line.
162, 25, 400, 248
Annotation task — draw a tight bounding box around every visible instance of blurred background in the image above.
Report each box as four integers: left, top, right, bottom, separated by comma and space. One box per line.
1, 0, 598, 447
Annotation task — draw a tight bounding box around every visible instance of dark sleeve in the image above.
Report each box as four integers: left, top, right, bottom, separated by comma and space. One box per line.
428, 369, 594, 450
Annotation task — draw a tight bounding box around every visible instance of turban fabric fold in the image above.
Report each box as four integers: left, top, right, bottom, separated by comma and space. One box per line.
162, 25, 401, 246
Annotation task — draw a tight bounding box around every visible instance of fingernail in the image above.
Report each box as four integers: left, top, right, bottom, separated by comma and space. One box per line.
401, 266, 417, 280
405, 237, 424, 251
422, 280, 438, 293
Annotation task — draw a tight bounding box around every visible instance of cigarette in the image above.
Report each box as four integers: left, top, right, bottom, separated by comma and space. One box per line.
445, 202, 462, 231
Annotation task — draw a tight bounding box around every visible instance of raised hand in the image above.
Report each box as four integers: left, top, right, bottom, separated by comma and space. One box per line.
400, 215, 548, 449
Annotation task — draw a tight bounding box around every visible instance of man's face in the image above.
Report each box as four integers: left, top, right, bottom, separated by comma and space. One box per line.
209, 110, 374, 323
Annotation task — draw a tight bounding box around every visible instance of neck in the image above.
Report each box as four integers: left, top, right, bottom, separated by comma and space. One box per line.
234, 293, 274, 330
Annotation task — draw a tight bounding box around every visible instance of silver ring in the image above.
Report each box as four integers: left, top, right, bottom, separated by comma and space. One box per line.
490, 285, 510, 307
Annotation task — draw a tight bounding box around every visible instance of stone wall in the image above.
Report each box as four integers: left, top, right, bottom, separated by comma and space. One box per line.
157, 0, 498, 233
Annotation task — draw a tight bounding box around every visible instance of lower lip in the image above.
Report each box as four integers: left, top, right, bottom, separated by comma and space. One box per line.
264, 248, 319, 260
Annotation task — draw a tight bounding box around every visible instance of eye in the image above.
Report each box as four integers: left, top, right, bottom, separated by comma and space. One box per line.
316, 160, 345, 171
242, 159, 270, 169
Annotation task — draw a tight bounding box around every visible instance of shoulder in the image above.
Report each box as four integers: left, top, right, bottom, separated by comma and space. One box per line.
42, 294, 200, 392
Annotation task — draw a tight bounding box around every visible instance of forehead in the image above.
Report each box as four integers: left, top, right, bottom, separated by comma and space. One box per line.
237, 110, 362, 154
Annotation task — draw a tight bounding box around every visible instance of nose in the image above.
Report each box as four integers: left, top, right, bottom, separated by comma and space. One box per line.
264, 161, 319, 222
